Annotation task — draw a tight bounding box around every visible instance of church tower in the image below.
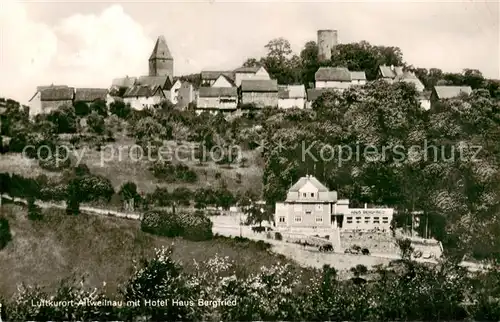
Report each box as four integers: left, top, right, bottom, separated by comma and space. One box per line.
148, 35, 174, 79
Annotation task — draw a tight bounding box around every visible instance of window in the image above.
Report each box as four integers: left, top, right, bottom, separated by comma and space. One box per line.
310, 193, 315, 197
382, 217, 389, 223
373, 217, 380, 224
356, 216, 362, 224
279, 216, 285, 223
364, 217, 370, 223
316, 204, 323, 211
305, 210, 312, 215
302, 193, 307, 197
315, 216, 323, 223
294, 216, 302, 223
346, 217, 353, 224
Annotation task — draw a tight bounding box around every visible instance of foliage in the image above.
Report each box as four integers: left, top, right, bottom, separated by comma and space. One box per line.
149, 161, 197, 183
0, 216, 12, 250
87, 111, 106, 135
141, 210, 212, 241
46, 105, 77, 134
109, 100, 132, 119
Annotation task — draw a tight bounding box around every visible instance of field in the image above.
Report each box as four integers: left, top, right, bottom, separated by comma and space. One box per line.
0, 134, 264, 194
0, 204, 308, 299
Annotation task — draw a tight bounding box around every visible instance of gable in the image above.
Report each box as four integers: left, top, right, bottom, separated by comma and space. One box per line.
212, 74, 234, 87
298, 181, 319, 194
255, 67, 269, 77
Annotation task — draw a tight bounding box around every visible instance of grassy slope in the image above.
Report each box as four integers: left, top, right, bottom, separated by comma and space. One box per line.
0, 204, 308, 299
0, 136, 263, 195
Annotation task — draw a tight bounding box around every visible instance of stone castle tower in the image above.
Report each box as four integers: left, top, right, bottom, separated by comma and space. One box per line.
148, 35, 174, 79
317, 29, 338, 62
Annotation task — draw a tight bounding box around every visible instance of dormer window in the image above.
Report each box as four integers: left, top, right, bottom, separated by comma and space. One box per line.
302, 193, 306, 197
310, 193, 314, 197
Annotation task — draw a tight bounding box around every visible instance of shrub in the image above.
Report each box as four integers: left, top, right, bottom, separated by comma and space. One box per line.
39, 184, 67, 201
178, 212, 213, 241
27, 197, 42, 221
38, 155, 72, 171
141, 210, 212, 241
141, 211, 182, 237
255, 240, 271, 251
275, 232, 283, 241
0, 216, 12, 250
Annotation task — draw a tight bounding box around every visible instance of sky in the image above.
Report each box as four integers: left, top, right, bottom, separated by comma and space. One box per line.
0, 0, 498, 105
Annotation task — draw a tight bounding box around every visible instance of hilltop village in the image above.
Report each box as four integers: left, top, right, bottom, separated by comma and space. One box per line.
25, 29, 474, 117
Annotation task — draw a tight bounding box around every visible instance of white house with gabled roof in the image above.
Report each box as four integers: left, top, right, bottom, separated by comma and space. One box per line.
275, 175, 394, 233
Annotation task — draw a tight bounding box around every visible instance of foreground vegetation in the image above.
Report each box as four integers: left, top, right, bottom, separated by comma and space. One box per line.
2, 241, 500, 321
0, 203, 305, 300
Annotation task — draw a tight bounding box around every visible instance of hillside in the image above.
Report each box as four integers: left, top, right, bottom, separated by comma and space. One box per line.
0, 203, 310, 299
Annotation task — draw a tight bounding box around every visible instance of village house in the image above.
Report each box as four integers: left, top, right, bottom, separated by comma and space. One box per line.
350, 71, 367, 85
315, 67, 352, 91
74, 88, 109, 106
200, 71, 235, 87
419, 91, 432, 111
122, 85, 166, 110
28, 85, 74, 117
305, 88, 336, 109
430, 85, 473, 111
278, 85, 306, 109
196, 87, 238, 114
177, 81, 195, 109
233, 66, 270, 87
274, 175, 394, 233
240, 79, 278, 108
378, 65, 425, 92
378, 65, 404, 81
169, 79, 183, 104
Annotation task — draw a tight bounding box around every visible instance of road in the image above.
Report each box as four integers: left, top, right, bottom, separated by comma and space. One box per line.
0, 194, 490, 272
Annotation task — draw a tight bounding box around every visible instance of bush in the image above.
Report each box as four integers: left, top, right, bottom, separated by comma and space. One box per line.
275, 232, 283, 241
27, 197, 42, 221
178, 212, 213, 241
141, 210, 212, 241
0, 217, 12, 250
38, 155, 72, 171
141, 211, 183, 237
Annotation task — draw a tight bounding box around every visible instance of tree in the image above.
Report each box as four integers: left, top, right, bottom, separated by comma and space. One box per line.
396, 238, 414, 261
89, 99, 108, 117
109, 100, 132, 119
243, 58, 261, 67
47, 105, 77, 134
0, 216, 12, 250
119, 182, 141, 211
87, 111, 105, 135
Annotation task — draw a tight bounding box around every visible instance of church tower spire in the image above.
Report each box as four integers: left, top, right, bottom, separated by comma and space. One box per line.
148, 35, 174, 79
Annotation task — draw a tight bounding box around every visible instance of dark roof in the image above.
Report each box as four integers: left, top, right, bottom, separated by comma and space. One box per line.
37, 85, 69, 92
149, 35, 173, 60
434, 86, 473, 99
306, 88, 336, 101
111, 76, 137, 88
379, 65, 404, 79
74, 88, 108, 102
38, 87, 75, 101
279, 88, 290, 99
198, 87, 237, 97
350, 71, 367, 81
201, 71, 235, 81
234, 66, 262, 73
315, 67, 351, 82
136, 76, 171, 89
123, 85, 164, 98
241, 79, 278, 92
